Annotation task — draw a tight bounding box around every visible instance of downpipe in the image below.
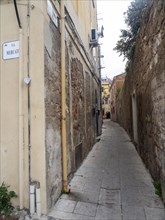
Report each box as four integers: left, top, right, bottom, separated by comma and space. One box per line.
60, 0, 70, 193
18, 27, 24, 210
26, 1, 41, 217
26, 0, 33, 214
36, 184, 41, 217
30, 184, 35, 215
29, 182, 41, 217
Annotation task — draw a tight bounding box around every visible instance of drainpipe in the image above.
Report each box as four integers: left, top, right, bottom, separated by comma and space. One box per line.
25, 0, 32, 212
30, 184, 35, 214
61, 0, 69, 192
36, 182, 41, 217
18, 28, 24, 210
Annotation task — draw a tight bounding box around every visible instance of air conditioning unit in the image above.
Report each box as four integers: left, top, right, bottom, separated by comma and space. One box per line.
91, 29, 98, 41
90, 29, 98, 47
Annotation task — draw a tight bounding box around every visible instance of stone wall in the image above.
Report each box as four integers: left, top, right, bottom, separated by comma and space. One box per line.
85, 71, 92, 153
44, 19, 101, 209
116, 0, 165, 200
44, 21, 63, 209
71, 59, 85, 148
71, 59, 98, 167
44, 21, 74, 209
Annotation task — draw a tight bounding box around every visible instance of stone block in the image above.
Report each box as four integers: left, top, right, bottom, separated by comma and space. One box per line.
52, 198, 77, 213
74, 201, 97, 217
95, 205, 122, 220
144, 207, 165, 220
99, 188, 121, 207
122, 206, 146, 220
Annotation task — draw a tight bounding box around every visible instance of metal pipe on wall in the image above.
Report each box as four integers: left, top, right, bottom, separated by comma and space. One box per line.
18, 28, 24, 210
26, 0, 32, 211
60, 0, 69, 192
30, 184, 35, 214
36, 185, 41, 217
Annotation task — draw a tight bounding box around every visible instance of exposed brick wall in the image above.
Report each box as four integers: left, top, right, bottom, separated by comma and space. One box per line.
85, 72, 93, 155
65, 46, 72, 177
71, 58, 85, 164
116, 0, 165, 201
70, 58, 98, 165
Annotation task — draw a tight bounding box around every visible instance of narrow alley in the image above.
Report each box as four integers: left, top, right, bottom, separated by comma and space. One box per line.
48, 120, 165, 220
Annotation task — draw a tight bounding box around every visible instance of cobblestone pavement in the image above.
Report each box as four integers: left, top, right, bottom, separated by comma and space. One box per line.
48, 120, 165, 220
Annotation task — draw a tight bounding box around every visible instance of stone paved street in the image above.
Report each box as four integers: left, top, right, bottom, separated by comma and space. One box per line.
48, 120, 165, 220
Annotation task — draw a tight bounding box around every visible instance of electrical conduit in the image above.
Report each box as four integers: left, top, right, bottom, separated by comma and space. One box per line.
18, 28, 24, 210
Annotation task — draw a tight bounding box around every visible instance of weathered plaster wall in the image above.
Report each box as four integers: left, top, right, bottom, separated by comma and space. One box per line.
71, 58, 85, 149
44, 21, 63, 209
116, 0, 165, 200
0, 0, 101, 213
44, 20, 100, 209
71, 58, 97, 167
85, 72, 93, 154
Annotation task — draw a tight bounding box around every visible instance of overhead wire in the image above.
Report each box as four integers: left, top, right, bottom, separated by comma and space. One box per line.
13, 0, 22, 29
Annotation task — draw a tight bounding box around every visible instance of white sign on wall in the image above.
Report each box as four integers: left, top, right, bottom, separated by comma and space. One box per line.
2, 40, 19, 60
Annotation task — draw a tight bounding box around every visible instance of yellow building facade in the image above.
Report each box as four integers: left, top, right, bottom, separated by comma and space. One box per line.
101, 78, 111, 118
0, 0, 101, 215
